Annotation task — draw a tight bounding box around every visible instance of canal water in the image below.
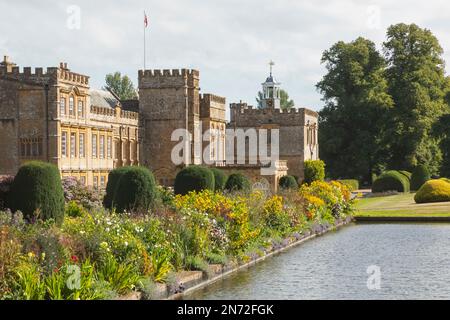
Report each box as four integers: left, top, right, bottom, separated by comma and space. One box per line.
185, 223, 450, 300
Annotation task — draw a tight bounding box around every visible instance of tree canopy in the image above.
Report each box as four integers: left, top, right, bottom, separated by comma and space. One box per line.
317, 23, 450, 181
104, 72, 137, 100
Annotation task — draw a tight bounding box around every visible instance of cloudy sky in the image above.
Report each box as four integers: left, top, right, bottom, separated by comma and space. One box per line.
1, 0, 450, 113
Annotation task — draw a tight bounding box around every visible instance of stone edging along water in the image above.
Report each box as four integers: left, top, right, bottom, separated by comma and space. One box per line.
118, 216, 353, 300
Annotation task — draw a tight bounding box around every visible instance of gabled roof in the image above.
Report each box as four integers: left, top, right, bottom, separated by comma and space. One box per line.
89, 89, 119, 109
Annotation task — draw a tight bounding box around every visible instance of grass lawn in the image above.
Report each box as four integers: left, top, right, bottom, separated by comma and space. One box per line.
355, 193, 450, 218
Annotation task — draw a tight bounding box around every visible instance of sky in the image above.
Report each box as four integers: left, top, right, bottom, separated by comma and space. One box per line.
2, 0, 450, 114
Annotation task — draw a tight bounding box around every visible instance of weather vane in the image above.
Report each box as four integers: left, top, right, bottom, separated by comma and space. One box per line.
269, 60, 275, 76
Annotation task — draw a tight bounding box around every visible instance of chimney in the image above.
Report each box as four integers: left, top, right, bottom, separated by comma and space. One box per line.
59, 62, 69, 71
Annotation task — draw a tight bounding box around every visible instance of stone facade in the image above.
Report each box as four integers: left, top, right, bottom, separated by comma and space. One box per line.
0, 56, 318, 190
0, 56, 139, 187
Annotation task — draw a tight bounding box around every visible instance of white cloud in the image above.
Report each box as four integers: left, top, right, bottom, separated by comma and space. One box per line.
2, 0, 450, 111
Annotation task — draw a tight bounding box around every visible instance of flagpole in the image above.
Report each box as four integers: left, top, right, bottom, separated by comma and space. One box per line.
143, 11, 146, 70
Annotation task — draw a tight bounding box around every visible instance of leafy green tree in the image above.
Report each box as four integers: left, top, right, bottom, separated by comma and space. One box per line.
316, 37, 393, 183
383, 23, 450, 174
256, 89, 294, 110
432, 113, 450, 176
104, 72, 137, 100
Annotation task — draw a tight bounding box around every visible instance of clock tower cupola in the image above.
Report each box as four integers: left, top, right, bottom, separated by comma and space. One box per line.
261, 60, 281, 109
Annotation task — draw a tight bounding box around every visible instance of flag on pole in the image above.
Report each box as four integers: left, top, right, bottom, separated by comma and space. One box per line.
144, 12, 149, 28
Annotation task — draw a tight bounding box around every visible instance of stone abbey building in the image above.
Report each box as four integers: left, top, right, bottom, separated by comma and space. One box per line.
0, 56, 319, 190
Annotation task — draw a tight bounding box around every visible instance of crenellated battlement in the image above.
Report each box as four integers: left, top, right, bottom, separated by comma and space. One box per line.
138, 68, 199, 79
200, 93, 226, 105
229, 101, 318, 126
0, 60, 89, 86
0, 65, 58, 85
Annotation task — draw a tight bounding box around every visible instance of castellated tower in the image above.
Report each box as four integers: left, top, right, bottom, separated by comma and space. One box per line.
138, 69, 201, 185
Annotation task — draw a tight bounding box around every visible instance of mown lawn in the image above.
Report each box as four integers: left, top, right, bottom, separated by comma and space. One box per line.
355, 193, 450, 217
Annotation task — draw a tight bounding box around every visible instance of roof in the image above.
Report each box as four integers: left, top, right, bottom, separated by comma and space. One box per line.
121, 99, 139, 112
89, 89, 119, 109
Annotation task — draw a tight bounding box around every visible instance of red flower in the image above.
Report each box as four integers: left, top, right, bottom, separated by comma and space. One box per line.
53, 267, 59, 273
71, 255, 79, 263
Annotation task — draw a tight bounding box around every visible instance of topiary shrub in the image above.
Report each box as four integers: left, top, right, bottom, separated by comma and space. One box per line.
279, 175, 298, 190
411, 165, 431, 191
414, 180, 450, 203
303, 160, 325, 185
337, 179, 359, 191
210, 168, 227, 191
372, 170, 410, 193
103, 167, 130, 209
399, 171, 412, 181
174, 166, 215, 195
225, 173, 251, 192
9, 161, 65, 224
111, 166, 158, 213
0, 175, 14, 210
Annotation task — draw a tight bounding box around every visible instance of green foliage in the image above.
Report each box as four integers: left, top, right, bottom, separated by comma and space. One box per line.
103, 167, 129, 209
414, 180, 450, 203
383, 23, 448, 174
337, 179, 359, 191
104, 72, 137, 100
411, 165, 431, 191
225, 173, 251, 192
279, 176, 298, 190
9, 161, 65, 225
110, 166, 157, 213
65, 201, 85, 218
303, 160, 325, 184
432, 114, 450, 177
174, 166, 215, 195
372, 170, 410, 193
210, 168, 227, 191
317, 37, 393, 183
398, 171, 412, 181
185, 255, 210, 274
96, 255, 141, 295
256, 89, 294, 110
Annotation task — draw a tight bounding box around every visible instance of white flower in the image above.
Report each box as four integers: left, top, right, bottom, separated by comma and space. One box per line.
105, 227, 110, 232
124, 241, 129, 247
79, 230, 85, 235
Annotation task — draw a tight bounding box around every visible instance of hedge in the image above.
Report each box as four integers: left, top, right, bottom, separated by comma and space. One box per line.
372, 170, 410, 193
337, 179, 359, 191
103, 167, 130, 209
414, 180, 450, 204
225, 173, 251, 192
9, 161, 65, 224
111, 166, 157, 213
411, 165, 431, 191
174, 166, 215, 195
279, 175, 298, 190
210, 168, 227, 191
398, 171, 412, 181
304, 160, 325, 185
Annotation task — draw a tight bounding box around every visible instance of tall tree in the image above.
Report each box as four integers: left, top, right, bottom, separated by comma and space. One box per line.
256, 89, 294, 110
383, 23, 450, 174
104, 72, 137, 100
317, 37, 393, 183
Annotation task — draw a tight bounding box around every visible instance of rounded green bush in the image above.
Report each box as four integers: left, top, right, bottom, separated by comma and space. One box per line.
210, 168, 227, 191
112, 166, 158, 213
225, 173, 251, 192
279, 175, 298, 190
372, 170, 410, 193
304, 160, 325, 184
411, 165, 431, 191
414, 180, 450, 203
174, 166, 215, 195
103, 166, 130, 209
9, 161, 65, 224
399, 171, 412, 181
